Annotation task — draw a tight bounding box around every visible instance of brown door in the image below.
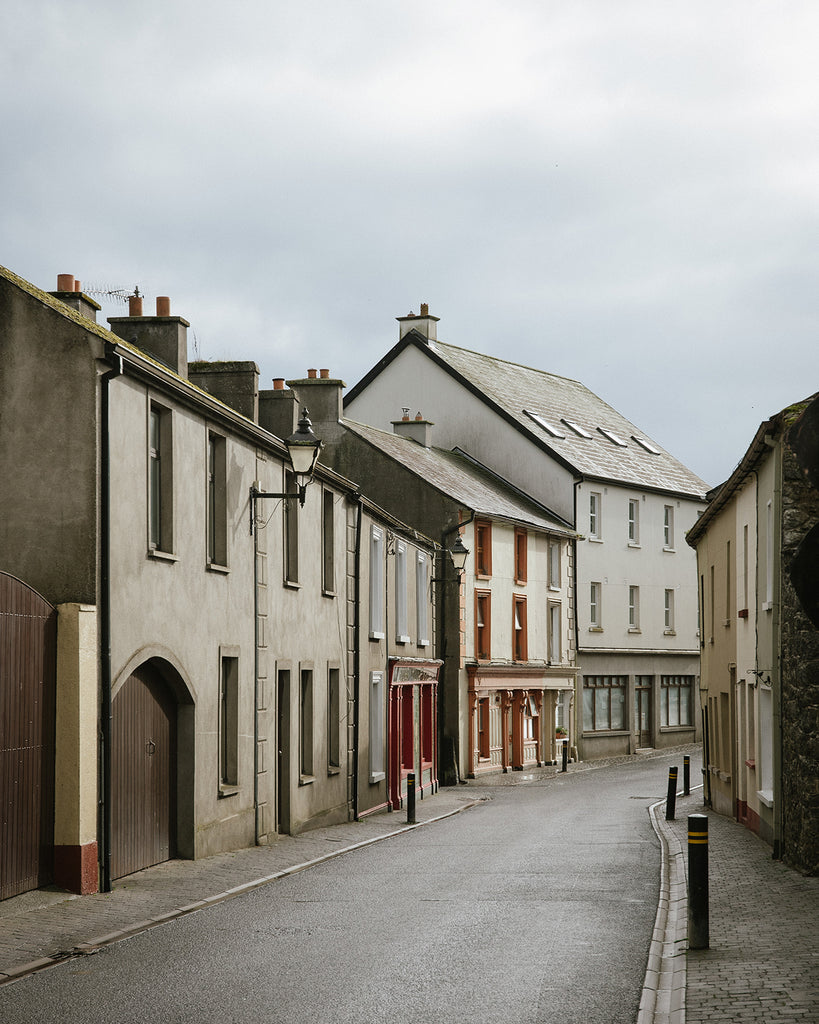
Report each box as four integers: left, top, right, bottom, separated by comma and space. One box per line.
635, 687, 651, 748
0, 573, 57, 900
112, 664, 176, 879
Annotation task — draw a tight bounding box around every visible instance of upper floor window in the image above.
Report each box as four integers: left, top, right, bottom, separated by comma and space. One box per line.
284, 471, 299, 584
628, 585, 640, 630
475, 590, 491, 660
395, 539, 409, 643
475, 520, 492, 577
416, 551, 429, 647
764, 500, 774, 609
207, 433, 227, 567
149, 403, 174, 553
514, 528, 528, 584
513, 596, 528, 661
589, 492, 602, 540
548, 602, 562, 663
664, 589, 676, 633
322, 488, 335, 594
663, 505, 675, 549
590, 582, 602, 629
369, 525, 385, 639
628, 499, 639, 545
548, 538, 561, 589
327, 666, 341, 770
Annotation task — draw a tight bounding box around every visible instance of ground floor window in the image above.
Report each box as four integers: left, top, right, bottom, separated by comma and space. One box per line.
582, 676, 627, 731
660, 675, 693, 727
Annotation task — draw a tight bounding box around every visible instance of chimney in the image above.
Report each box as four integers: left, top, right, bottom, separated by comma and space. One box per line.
392, 411, 434, 448
49, 273, 101, 323
108, 294, 190, 376
396, 302, 440, 343
286, 369, 346, 436
189, 360, 260, 421
259, 381, 299, 438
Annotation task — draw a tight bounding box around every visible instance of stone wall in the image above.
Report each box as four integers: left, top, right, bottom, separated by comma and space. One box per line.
780, 397, 819, 875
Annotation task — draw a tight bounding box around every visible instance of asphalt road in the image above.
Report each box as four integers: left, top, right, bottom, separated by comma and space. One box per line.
0, 756, 680, 1024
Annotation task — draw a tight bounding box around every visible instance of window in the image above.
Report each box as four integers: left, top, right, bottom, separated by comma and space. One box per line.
589, 492, 602, 539
327, 667, 340, 770
477, 698, 490, 759
548, 538, 561, 589
369, 525, 385, 639
628, 586, 640, 630
149, 403, 173, 552
548, 602, 562, 663
300, 668, 314, 778
562, 418, 593, 438
523, 409, 565, 438
583, 676, 627, 731
709, 565, 715, 641
207, 433, 227, 567
660, 675, 693, 728
523, 695, 539, 741
395, 540, 409, 642
742, 523, 749, 613
416, 552, 429, 646
475, 520, 492, 577
628, 499, 639, 544
598, 426, 627, 447
284, 471, 299, 583
475, 590, 491, 660
322, 489, 335, 594
663, 505, 675, 549
664, 589, 675, 633
219, 653, 239, 790
555, 690, 569, 733
632, 435, 661, 455
514, 528, 528, 584
590, 582, 602, 628
725, 539, 731, 624
513, 596, 528, 661
369, 671, 385, 781
764, 500, 774, 609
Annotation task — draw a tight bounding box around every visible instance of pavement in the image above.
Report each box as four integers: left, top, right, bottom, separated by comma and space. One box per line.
1, 746, 817, 1024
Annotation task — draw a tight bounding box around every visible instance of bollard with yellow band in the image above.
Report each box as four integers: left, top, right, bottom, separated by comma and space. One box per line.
406, 771, 416, 825
688, 813, 709, 949
665, 766, 678, 820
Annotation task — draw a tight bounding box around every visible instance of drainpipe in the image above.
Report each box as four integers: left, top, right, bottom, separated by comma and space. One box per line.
439, 513, 474, 786
100, 344, 123, 893
351, 493, 363, 820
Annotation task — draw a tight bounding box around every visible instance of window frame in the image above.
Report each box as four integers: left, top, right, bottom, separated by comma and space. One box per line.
369, 525, 385, 640
513, 595, 528, 662
395, 539, 410, 643
582, 675, 627, 732
660, 675, 693, 729
589, 492, 602, 540
514, 527, 528, 585
322, 487, 335, 595
548, 601, 562, 664
548, 538, 561, 590
218, 648, 240, 795
327, 665, 341, 772
628, 498, 640, 545
475, 590, 491, 661
474, 519, 492, 578
664, 588, 676, 634
590, 581, 602, 629
299, 666, 314, 781
369, 670, 385, 782
628, 585, 640, 631
663, 504, 675, 550
207, 432, 228, 569
148, 402, 174, 554
416, 551, 429, 647
284, 470, 299, 585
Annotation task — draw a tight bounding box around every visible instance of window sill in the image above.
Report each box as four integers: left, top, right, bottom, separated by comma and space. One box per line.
627, 542, 641, 549
762, 601, 773, 612
548, 585, 561, 593
299, 775, 315, 787
664, 629, 677, 636
745, 759, 756, 769
369, 631, 385, 642
723, 619, 732, 628
396, 635, 411, 645
514, 579, 527, 587
660, 725, 694, 733
148, 548, 179, 563
369, 772, 385, 784
663, 546, 676, 553
588, 626, 604, 633
628, 627, 641, 634
588, 537, 603, 544
582, 729, 630, 737
327, 765, 341, 777
207, 562, 230, 575
283, 579, 302, 591
757, 789, 774, 808
218, 785, 239, 799
475, 572, 492, 581
322, 588, 337, 599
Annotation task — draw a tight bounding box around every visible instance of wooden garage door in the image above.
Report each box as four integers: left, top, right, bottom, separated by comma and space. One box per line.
111, 663, 176, 880
0, 573, 57, 900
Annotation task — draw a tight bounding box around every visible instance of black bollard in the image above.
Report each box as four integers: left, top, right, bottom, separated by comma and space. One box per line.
688, 814, 709, 949
666, 766, 678, 820
683, 755, 690, 796
406, 772, 416, 825
561, 740, 568, 773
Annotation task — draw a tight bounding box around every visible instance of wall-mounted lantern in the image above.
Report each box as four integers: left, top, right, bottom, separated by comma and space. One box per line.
250, 408, 322, 532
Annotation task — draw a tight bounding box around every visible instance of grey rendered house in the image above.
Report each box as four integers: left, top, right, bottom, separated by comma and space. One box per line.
277, 369, 578, 785
343, 306, 708, 761
0, 266, 432, 901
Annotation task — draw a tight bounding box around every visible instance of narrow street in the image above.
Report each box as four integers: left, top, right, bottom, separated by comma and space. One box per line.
0, 755, 682, 1024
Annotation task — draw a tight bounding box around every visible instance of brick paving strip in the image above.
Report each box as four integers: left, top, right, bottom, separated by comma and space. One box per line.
0, 792, 483, 986
644, 788, 819, 1024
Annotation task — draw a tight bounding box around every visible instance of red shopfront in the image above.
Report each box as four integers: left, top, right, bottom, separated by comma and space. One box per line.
387, 660, 441, 811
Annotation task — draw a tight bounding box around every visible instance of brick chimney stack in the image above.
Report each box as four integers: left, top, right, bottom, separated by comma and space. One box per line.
49, 274, 101, 323
108, 294, 190, 377
392, 411, 434, 448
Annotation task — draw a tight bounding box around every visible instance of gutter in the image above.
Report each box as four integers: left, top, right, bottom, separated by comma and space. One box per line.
100, 345, 124, 893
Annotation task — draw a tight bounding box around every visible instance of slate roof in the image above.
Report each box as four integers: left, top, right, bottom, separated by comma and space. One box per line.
344, 419, 575, 535
423, 339, 709, 498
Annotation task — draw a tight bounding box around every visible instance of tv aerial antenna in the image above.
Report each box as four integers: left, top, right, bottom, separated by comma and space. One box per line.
83, 284, 142, 305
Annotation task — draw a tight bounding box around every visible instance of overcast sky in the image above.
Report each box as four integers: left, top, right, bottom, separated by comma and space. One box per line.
3, 1, 817, 487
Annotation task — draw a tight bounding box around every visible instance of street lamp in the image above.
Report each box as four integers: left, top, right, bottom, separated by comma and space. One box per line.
250, 408, 322, 532
449, 534, 469, 573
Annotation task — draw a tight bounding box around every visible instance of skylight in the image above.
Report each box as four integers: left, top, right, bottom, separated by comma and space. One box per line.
632, 436, 661, 455
597, 427, 628, 448
561, 418, 593, 439
523, 409, 565, 438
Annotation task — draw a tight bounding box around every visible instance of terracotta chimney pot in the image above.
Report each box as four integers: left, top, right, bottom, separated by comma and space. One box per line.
420, 302, 429, 316
129, 294, 144, 317
57, 274, 74, 291
74, 280, 82, 292
307, 368, 317, 379
156, 296, 171, 317
415, 412, 423, 420
320, 368, 330, 379
273, 378, 285, 390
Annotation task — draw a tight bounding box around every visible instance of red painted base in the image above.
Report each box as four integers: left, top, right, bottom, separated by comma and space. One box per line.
53, 843, 98, 894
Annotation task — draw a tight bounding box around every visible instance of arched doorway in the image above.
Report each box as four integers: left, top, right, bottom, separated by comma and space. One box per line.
111, 663, 177, 879
0, 573, 57, 900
